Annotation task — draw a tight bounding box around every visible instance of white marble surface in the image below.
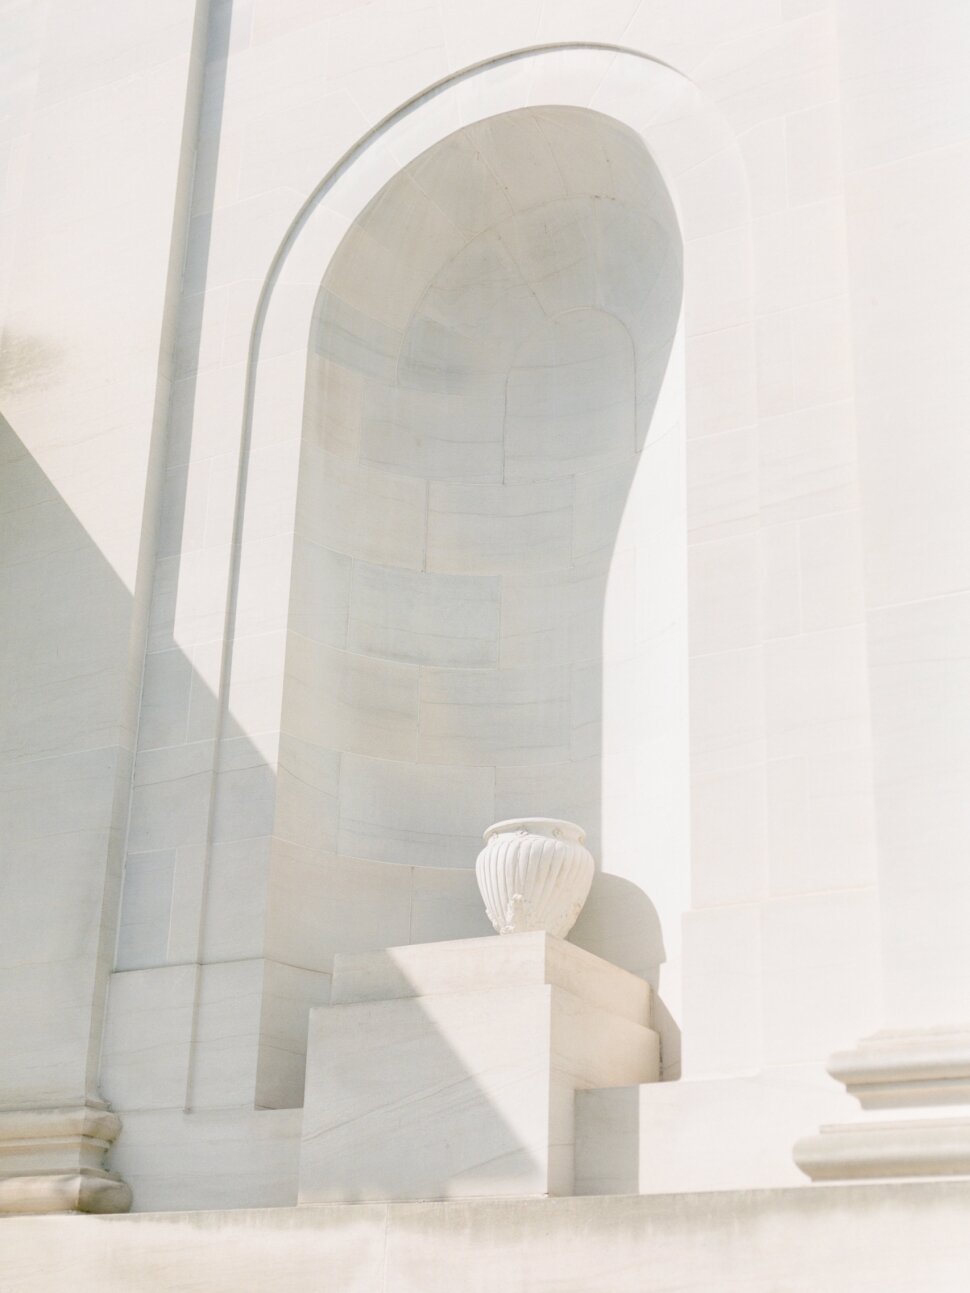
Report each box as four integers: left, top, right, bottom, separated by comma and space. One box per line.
329, 932, 651, 1023
5, 0, 970, 1222
109, 1108, 302, 1213
0, 0, 204, 1122
300, 934, 658, 1202
100, 958, 331, 1113
279, 108, 684, 915
576, 1071, 857, 1196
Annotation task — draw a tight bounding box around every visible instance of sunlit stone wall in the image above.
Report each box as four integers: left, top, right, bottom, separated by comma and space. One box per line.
283, 106, 684, 952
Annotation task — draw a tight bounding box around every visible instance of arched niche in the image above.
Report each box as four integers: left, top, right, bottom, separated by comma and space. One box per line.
278, 106, 684, 995
193, 47, 757, 1101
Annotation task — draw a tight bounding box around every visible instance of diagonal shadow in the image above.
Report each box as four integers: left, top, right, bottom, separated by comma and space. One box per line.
0, 96, 684, 1211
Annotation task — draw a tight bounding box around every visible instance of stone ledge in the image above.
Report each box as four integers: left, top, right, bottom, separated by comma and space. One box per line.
4, 1181, 970, 1292
329, 931, 653, 1026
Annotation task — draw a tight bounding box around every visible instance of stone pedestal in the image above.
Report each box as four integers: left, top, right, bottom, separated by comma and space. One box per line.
794, 1029, 970, 1180
298, 932, 659, 1203
0, 1103, 131, 1214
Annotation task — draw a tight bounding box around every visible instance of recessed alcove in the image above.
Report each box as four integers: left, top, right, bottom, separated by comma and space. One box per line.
278, 105, 686, 986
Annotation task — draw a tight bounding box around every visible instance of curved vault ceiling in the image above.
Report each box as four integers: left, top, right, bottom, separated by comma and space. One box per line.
284, 105, 683, 874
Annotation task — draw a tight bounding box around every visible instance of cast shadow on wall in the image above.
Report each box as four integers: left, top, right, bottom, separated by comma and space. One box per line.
0, 113, 685, 1212
0, 408, 544, 1202
279, 106, 684, 1072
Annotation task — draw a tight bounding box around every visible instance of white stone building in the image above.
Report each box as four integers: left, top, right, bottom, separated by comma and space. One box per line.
2, 0, 970, 1286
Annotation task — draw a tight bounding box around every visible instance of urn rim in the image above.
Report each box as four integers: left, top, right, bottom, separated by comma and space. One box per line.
481, 817, 586, 845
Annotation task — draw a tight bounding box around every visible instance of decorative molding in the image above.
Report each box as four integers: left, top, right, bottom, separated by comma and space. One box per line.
794, 1117, 970, 1182
0, 1103, 131, 1214
795, 1030, 970, 1182
827, 1029, 970, 1109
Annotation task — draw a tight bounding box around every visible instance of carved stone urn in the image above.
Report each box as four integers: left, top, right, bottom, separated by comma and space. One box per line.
475, 818, 595, 939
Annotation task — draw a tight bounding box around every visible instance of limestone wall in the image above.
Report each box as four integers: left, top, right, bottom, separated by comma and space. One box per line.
2, 0, 969, 1215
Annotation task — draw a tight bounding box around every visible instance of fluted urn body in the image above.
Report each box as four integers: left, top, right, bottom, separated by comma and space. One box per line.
475, 818, 595, 938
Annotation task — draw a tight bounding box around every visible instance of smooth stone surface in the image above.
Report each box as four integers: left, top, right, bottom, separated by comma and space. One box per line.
576, 1072, 857, 1196
6, 1184, 970, 1291
282, 103, 685, 914
7, 0, 970, 1227
328, 931, 652, 1024
0, 0, 207, 1129
300, 934, 658, 1202
109, 1108, 302, 1213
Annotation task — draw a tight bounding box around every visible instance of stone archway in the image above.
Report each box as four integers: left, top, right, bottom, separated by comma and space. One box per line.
184, 46, 755, 1099
281, 102, 682, 986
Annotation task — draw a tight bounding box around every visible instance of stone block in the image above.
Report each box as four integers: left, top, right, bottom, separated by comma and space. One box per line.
299, 932, 658, 1202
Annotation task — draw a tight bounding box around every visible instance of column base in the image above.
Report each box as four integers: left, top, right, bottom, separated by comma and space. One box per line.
795, 1029, 970, 1182
0, 1103, 132, 1214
